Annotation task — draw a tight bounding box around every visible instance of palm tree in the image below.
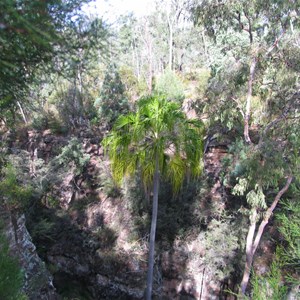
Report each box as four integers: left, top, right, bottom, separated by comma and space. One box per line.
103, 95, 204, 299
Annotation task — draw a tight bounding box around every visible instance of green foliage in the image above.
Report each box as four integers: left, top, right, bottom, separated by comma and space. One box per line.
277, 200, 300, 276
31, 111, 67, 134
122, 176, 150, 238
190, 0, 300, 138
251, 252, 288, 300
31, 114, 50, 131
94, 63, 129, 128
55, 138, 90, 175
0, 165, 32, 210
31, 218, 55, 242
0, 224, 26, 300
57, 16, 108, 80
191, 0, 299, 41
198, 52, 246, 130
203, 219, 239, 279
97, 163, 122, 198
189, 217, 240, 281
246, 185, 266, 209
226, 135, 292, 202
26, 15, 108, 132
103, 94, 204, 192
9, 152, 53, 198
0, 140, 8, 171
154, 70, 185, 102
232, 177, 248, 196
119, 65, 140, 98
55, 85, 86, 130
233, 179, 266, 209
0, 0, 90, 119
195, 68, 211, 97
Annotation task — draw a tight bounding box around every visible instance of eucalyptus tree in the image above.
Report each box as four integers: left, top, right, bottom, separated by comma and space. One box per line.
115, 1, 204, 91
103, 95, 204, 299
162, 0, 189, 70
229, 84, 299, 294
190, 0, 300, 295
0, 0, 95, 125
55, 16, 108, 89
117, 14, 141, 79
190, 0, 300, 143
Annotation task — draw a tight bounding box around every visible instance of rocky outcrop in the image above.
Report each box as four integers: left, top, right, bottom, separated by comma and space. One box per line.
3, 128, 239, 299
3, 212, 58, 299
27, 129, 67, 163
93, 274, 144, 299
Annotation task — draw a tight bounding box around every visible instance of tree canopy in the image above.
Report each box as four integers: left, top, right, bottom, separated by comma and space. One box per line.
0, 0, 92, 122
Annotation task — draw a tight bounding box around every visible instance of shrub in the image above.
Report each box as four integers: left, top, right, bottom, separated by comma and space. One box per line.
119, 65, 139, 99
55, 85, 86, 131
154, 70, 185, 102
97, 162, 122, 198
276, 200, 300, 282
251, 251, 288, 300
54, 138, 90, 175
196, 68, 211, 97
202, 218, 239, 279
31, 114, 49, 131
0, 224, 26, 300
30, 217, 55, 242
0, 165, 32, 211
31, 111, 67, 134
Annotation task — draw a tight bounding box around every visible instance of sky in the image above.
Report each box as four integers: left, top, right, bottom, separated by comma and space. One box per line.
82, 0, 154, 23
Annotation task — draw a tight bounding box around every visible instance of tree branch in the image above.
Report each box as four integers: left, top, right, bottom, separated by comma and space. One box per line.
231, 97, 245, 118
251, 175, 293, 255
243, 10, 253, 44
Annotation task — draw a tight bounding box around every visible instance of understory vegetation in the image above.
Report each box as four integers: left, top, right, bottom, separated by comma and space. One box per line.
0, 0, 299, 299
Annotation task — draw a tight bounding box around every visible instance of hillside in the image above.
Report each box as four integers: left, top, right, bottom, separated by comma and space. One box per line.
0, 0, 299, 299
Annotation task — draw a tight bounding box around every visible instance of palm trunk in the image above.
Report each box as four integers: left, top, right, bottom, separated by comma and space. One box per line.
146, 153, 160, 300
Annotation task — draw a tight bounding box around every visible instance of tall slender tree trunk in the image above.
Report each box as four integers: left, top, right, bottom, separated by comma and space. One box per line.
135, 46, 140, 82
241, 210, 257, 294
148, 58, 153, 94
17, 101, 27, 124
167, 6, 173, 71
168, 18, 173, 71
147, 39, 153, 94
202, 30, 208, 61
146, 153, 160, 300
240, 176, 293, 295
244, 56, 257, 144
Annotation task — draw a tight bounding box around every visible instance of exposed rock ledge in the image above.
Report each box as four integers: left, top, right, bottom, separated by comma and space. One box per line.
94, 274, 144, 299
3, 212, 58, 299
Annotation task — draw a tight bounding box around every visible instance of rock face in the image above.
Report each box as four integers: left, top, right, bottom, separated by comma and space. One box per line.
27, 129, 67, 163
3, 212, 58, 299
3, 128, 239, 299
